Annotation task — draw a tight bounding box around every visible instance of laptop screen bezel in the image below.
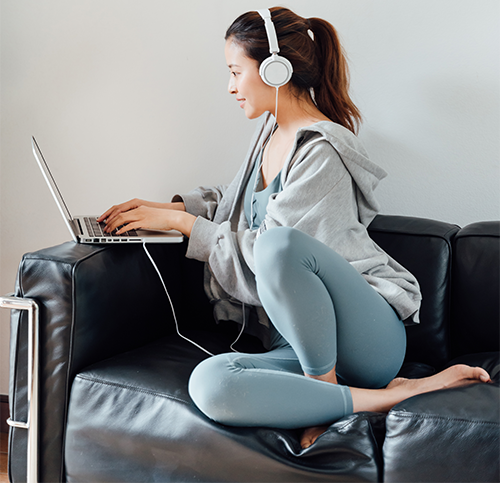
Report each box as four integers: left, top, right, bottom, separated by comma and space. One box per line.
32, 136, 79, 241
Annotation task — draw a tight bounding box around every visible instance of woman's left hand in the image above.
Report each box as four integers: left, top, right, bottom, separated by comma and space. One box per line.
103, 206, 196, 237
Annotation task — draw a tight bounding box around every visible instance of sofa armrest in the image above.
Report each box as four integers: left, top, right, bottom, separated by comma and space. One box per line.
9, 239, 204, 482
14, 241, 191, 373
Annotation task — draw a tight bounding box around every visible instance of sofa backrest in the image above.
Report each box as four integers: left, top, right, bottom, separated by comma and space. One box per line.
451, 221, 500, 359
368, 215, 459, 369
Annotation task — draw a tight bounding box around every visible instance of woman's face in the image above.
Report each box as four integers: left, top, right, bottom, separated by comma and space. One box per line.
225, 40, 275, 119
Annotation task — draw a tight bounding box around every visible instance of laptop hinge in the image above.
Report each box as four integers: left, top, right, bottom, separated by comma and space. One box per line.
73, 218, 84, 236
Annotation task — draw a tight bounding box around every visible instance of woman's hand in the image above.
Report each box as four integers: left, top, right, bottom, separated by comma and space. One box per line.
103, 205, 196, 237
98, 198, 194, 236
97, 198, 185, 226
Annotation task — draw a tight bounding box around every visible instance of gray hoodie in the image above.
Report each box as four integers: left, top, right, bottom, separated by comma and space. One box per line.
174, 113, 421, 345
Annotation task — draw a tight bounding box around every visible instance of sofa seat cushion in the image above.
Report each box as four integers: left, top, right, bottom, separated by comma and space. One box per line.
65, 332, 387, 482
383, 352, 500, 482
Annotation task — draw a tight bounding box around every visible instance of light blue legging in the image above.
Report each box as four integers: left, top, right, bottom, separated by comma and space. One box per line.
188, 227, 406, 429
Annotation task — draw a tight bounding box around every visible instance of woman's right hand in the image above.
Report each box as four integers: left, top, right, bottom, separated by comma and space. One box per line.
98, 198, 151, 226
97, 198, 185, 226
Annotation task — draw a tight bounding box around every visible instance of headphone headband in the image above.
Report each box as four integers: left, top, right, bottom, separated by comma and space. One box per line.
257, 9, 280, 54
256, 8, 293, 88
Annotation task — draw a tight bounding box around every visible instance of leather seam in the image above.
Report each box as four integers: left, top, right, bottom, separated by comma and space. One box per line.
335, 411, 385, 430
368, 226, 459, 241
22, 245, 109, 265
59, 245, 117, 482
389, 410, 499, 426
75, 374, 192, 405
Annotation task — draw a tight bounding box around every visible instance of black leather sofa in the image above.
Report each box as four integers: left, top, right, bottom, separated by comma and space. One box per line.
6, 215, 500, 482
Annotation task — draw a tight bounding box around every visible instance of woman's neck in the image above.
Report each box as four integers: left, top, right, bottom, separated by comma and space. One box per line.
274, 88, 330, 136
260, 90, 330, 188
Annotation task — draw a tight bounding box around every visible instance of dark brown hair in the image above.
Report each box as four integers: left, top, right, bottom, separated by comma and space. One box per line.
225, 7, 362, 134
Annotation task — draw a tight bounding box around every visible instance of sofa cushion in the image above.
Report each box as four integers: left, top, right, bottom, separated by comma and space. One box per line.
368, 215, 459, 369
451, 221, 500, 358
383, 352, 500, 482
65, 333, 387, 482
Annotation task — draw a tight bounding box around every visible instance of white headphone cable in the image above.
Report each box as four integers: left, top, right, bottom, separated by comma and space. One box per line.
142, 241, 215, 357
230, 302, 246, 353
143, 241, 250, 355
250, 86, 279, 229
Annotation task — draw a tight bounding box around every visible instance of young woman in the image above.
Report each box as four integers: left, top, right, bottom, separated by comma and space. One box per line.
99, 7, 491, 449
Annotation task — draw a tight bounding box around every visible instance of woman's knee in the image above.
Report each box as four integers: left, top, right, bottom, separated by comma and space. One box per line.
189, 356, 226, 421
254, 227, 307, 277
188, 354, 246, 425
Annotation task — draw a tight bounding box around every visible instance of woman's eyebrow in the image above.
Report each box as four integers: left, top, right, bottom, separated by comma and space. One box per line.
228, 64, 241, 68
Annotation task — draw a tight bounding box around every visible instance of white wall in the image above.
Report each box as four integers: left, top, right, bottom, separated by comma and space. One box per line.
1, 0, 498, 395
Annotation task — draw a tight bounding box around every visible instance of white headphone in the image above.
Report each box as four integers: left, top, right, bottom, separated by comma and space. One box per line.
257, 9, 293, 88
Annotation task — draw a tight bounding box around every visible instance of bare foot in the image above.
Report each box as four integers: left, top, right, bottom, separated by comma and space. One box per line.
300, 364, 491, 448
352, 364, 492, 413
301, 425, 329, 449
386, 364, 490, 393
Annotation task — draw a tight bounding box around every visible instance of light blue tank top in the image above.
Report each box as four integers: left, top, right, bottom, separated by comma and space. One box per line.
244, 150, 283, 230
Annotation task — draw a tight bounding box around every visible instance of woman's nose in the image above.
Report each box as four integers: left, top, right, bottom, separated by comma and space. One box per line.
228, 77, 237, 94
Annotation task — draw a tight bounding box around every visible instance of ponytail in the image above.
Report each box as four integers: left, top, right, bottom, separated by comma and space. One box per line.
225, 7, 362, 134
308, 17, 362, 134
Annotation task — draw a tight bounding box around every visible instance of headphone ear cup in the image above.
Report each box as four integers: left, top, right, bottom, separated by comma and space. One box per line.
259, 54, 293, 88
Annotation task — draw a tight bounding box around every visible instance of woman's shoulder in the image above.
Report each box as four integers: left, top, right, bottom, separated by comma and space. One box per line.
293, 121, 387, 187
297, 121, 366, 154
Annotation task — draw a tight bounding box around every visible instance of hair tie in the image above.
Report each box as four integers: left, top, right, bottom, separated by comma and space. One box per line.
307, 19, 315, 41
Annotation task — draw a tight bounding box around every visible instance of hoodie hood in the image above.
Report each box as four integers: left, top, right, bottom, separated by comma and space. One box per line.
287, 120, 387, 227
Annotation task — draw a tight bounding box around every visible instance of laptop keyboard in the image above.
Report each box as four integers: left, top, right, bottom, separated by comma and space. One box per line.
84, 217, 138, 237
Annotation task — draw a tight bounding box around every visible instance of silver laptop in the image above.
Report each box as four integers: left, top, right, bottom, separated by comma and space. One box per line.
32, 136, 184, 244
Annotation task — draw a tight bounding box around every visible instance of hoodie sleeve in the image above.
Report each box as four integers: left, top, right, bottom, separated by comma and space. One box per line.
172, 185, 227, 221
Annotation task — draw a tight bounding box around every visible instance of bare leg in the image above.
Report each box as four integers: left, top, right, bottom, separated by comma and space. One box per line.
351, 364, 491, 413
300, 364, 491, 449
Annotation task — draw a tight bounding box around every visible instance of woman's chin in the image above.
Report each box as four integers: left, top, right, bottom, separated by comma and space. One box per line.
242, 107, 266, 120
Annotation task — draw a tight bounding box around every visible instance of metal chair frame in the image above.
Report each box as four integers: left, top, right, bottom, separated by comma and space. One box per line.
1, 293, 39, 483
